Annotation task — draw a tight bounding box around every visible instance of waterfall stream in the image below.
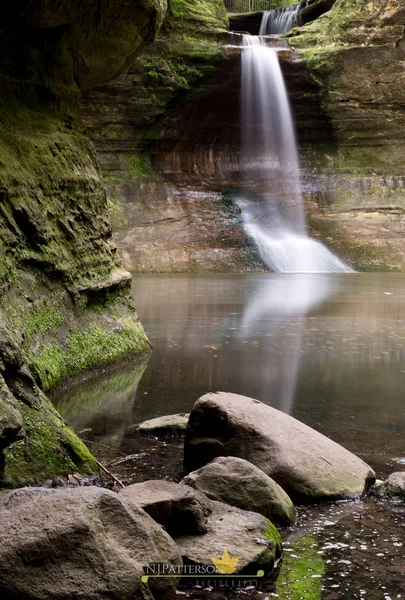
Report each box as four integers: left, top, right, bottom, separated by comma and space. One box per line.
239, 34, 353, 273
259, 3, 302, 35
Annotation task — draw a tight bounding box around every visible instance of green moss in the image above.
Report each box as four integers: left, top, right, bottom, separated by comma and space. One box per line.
0, 253, 17, 290
123, 152, 154, 180
28, 320, 150, 391
262, 520, 283, 548
3, 397, 98, 486
276, 535, 325, 599
22, 297, 64, 344
170, 0, 228, 31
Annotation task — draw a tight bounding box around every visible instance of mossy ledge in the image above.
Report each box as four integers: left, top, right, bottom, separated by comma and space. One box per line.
0, 1, 163, 487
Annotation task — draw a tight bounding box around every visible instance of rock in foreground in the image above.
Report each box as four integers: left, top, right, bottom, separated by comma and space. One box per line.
182, 456, 297, 526
184, 392, 375, 502
175, 500, 282, 576
119, 479, 212, 535
0, 486, 181, 600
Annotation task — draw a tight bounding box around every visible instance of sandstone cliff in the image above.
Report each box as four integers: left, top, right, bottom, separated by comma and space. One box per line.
0, 1, 166, 485
288, 0, 405, 269
82, 0, 266, 273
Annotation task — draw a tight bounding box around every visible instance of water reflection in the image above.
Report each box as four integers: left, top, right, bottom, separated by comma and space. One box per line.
240, 274, 336, 413
53, 354, 150, 456
55, 273, 405, 476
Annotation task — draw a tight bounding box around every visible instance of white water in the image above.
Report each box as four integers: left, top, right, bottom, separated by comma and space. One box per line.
259, 3, 301, 35
240, 34, 353, 273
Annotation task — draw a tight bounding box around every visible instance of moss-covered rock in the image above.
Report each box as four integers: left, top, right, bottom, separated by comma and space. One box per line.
0, 1, 163, 486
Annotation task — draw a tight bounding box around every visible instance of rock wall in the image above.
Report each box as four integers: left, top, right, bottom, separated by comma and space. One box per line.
0, 1, 166, 486
288, 0, 405, 269
82, 0, 266, 272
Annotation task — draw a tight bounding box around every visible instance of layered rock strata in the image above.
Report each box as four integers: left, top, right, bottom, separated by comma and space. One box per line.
288, 0, 405, 269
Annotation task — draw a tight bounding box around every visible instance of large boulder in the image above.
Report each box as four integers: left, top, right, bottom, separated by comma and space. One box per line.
184, 392, 376, 502
182, 456, 297, 526
0, 486, 181, 599
119, 480, 213, 535
175, 500, 282, 576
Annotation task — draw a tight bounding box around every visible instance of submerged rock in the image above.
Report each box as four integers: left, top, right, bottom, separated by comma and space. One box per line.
119, 479, 213, 535
175, 500, 282, 576
182, 456, 297, 526
0, 486, 181, 600
129, 413, 190, 437
373, 471, 405, 499
184, 392, 376, 502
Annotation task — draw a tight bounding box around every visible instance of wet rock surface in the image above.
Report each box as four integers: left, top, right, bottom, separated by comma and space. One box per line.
182, 456, 297, 526
119, 479, 213, 535
374, 471, 405, 499
184, 392, 376, 502
0, 485, 181, 600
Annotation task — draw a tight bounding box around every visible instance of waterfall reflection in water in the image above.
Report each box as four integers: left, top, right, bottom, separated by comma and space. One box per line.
241, 274, 335, 413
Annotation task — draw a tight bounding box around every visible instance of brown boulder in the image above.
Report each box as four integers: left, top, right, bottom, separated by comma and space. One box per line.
184, 392, 375, 502
182, 456, 297, 526
119, 479, 213, 535
0, 486, 181, 599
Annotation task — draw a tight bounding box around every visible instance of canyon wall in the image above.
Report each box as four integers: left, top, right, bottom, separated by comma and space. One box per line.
82, 0, 266, 273
0, 1, 166, 485
288, 0, 405, 269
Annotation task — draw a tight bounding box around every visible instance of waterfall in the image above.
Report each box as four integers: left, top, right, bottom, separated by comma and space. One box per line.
259, 3, 302, 35
239, 35, 353, 273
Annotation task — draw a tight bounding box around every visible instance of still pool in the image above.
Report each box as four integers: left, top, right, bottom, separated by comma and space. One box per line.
54, 273, 405, 598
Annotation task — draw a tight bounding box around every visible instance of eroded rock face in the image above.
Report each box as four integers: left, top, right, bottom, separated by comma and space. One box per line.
0, 486, 181, 600
175, 500, 282, 576
119, 479, 213, 535
4, 0, 167, 89
286, 0, 405, 268
80, 1, 267, 273
0, 0, 164, 484
184, 392, 376, 502
182, 456, 297, 526
0, 375, 23, 473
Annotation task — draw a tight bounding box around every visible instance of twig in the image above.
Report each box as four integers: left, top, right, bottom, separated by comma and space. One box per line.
95, 459, 125, 488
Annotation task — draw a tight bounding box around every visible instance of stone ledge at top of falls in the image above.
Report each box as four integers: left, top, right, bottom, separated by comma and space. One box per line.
184, 392, 376, 503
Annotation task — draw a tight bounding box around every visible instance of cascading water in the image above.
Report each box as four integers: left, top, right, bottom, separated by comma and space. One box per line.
239, 34, 353, 273
259, 3, 302, 35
